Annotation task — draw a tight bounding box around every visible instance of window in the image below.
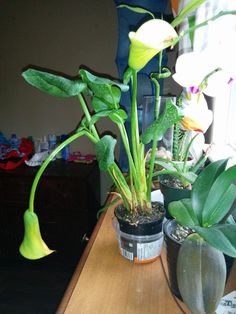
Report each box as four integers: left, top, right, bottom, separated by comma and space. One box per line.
210, 81, 236, 167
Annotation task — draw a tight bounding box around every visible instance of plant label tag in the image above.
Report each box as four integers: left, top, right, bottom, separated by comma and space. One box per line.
216, 291, 236, 314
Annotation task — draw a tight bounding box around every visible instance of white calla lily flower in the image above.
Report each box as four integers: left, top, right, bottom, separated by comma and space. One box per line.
128, 19, 177, 71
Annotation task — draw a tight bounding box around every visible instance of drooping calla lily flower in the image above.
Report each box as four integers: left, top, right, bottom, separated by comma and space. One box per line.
19, 209, 54, 260
181, 92, 213, 133
128, 19, 178, 71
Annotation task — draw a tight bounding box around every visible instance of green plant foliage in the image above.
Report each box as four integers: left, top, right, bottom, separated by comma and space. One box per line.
141, 99, 183, 144
22, 68, 87, 97
169, 159, 236, 257
202, 165, 236, 226
171, 0, 206, 28
79, 69, 129, 107
95, 135, 116, 171
194, 224, 236, 257
177, 233, 226, 314
191, 159, 229, 224
117, 4, 155, 19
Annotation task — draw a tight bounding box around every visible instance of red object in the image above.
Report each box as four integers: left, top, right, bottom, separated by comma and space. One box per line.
0, 138, 34, 170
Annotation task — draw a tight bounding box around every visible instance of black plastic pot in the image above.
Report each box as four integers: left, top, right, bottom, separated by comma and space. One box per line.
163, 219, 235, 300
159, 175, 191, 218
113, 202, 165, 263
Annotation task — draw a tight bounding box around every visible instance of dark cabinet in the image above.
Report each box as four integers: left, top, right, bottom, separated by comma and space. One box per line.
0, 160, 100, 261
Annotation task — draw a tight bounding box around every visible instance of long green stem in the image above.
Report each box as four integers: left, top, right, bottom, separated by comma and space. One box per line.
172, 10, 236, 47
147, 78, 160, 199
131, 69, 140, 168
28, 131, 87, 212
77, 93, 100, 140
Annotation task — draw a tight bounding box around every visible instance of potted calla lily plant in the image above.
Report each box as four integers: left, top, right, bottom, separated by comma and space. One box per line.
19, 0, 236, 266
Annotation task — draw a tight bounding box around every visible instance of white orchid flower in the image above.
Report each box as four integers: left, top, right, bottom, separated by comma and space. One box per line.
128, 19, 178, 71
172, 51, 218, 94
173, 49, 236, 97
181, 92, 213, 133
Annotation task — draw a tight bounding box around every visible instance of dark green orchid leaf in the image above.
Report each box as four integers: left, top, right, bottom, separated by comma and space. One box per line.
202, 164, 236, 226
141, 99, 183, 144
168, 198, 199, 226
194, 224, 236, 257
192, 159, 228, 225
22, 68, 87, 97
177, 233, 226, 314
95, 135, 116, 171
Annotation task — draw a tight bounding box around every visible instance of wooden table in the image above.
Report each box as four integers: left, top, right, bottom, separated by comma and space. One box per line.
57, 199, 236, 314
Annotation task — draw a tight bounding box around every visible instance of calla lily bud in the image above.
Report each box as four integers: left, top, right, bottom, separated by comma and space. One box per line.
19, 209, 54, 260
128, 19, 177, 70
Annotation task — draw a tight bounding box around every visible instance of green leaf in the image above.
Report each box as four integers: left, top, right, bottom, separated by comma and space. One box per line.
22, 68, 87, 97
90, 110, 112, 127
179, 172, 198, 184
155, 159, 177, 172
95, 135, 116, 171
79, 69, 129, 110
92, 97, 110, 112
192, 159, 228, 225
141, 99, 183, 144
194, 224, 236, 257
202, 164, 236, 226
79, 69, 129, 92
123, 67, 132, 85
168, 198, 199, 226
177, 234, 226, 314
188, 15, 196, 46
117, 4, 155, 19
109, 109, 128, 124
171, 0, 206, 28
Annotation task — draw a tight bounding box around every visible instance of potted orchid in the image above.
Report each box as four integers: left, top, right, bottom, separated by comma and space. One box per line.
164, 158, 236, 313
19, 1, 236, 265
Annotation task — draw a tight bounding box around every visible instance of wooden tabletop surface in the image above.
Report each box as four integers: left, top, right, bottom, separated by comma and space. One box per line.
57, 199, 236, 314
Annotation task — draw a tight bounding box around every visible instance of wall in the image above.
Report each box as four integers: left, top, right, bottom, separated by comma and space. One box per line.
0, 0, 119, 154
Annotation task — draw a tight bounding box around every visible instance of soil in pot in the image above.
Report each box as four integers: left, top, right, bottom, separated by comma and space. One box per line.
113, 202, 165, 264
163, 219, 235, 300
159, 175, 191, 219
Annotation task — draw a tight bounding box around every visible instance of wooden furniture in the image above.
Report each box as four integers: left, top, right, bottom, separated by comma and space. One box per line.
57, 200, 236, 314
0, 160, 100, 261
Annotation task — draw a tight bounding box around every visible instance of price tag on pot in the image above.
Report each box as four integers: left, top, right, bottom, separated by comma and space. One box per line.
216, 291, 236, 314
